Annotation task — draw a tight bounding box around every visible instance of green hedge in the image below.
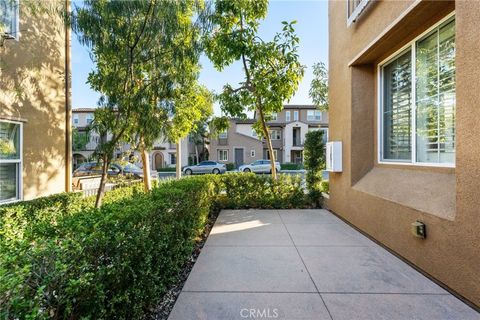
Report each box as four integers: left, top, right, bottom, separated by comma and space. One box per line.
280, 163, 304, 170
225, 162, 236, 171
0, 174, 307, 319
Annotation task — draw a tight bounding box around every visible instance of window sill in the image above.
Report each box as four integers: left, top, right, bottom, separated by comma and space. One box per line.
352, 167, 455, 220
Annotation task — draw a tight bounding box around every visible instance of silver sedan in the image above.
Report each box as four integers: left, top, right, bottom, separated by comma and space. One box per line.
239, 160, 280, 174
183, 161, 227, 175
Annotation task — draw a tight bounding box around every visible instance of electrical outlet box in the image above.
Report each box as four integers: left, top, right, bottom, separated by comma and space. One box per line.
326, 141, 342, 172
411, 221, 426, 239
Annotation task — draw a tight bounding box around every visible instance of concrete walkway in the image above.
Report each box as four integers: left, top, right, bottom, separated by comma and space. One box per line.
169, 209, 479, 320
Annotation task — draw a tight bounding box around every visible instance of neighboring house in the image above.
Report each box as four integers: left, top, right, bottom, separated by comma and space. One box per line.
72, 108, 190, 170
0, 0, 71, 204
329, 0, 479, 307
210, 105, 328, 168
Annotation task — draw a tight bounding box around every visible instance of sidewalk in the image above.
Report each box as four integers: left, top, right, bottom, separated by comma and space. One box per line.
169, 209, 479, 320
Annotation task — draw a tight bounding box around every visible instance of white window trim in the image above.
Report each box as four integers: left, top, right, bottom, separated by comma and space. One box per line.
293, 111, 299, 121
347, 0, 370, 27
270, 130, 281, 140
218, 149, 228, 161
0, 119, 23, 204
377, 12, 455, 168
271, 112, 278, 121
218, 130, 227, 139
286, 111, 291, 122
250, 149, 255, 157
1, 0, 20, 40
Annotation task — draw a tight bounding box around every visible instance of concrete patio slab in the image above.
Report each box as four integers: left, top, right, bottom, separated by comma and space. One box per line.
206, 223, 293, 246
278, 209, 343, 224
169, 292, 331, 320
169, 209, 479, 320
285, 222, 374, 246
298, 246, 446, 294
322, 293, 480, 320
182, 246, 316, 292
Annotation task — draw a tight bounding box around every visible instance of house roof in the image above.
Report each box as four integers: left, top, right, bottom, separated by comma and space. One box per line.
73, 107, 97, 113
282, 104, 318, 109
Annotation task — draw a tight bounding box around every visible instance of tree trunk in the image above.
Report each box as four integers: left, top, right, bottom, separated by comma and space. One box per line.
95, 153, 109, 208
195, 144, 199, 165
258, 108, 277, 180
176, 138, 182, 179
141, 145, 152, 192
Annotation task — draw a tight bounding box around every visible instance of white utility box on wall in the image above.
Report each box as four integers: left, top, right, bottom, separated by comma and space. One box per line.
326, 141, 342, 172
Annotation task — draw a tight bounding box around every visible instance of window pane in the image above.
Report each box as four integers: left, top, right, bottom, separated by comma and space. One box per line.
0, 122, 20, 160
383, 50, 412, 160
0, 163, 18, 202
416, 20, 455, 164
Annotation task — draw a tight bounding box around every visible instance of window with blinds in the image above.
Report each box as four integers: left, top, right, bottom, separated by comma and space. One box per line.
380, 16, 455, 166
0, 121, 21, 203
382, 50, 412, 161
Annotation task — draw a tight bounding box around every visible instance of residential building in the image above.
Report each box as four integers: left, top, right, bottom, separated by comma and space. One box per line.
1, 0, 71, 204
329, 0, 479, 307
72, 108, 191, 171
210, 105, 328, 167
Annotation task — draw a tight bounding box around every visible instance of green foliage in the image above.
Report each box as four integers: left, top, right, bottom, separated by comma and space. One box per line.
304, 130, 326, 207
281, 163, 304, 170
225, 163, 236, 171
321, 180, 330, 194
204, 0, 305, 176
309, 62, 329, 111
72, 127, 89, 151
0, 173, 307, 319
214, 173, 307, 209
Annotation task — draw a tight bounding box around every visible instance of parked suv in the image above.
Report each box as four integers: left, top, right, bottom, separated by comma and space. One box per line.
183, 161, 227, 175
239, 160, 280, 174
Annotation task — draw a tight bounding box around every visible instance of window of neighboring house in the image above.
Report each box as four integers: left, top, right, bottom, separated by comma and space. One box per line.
293, 110, 299, 121
73, 115, 79, 125
286, 111, 291, 122
218, 149, 228, 161
321, 128, 329, 145
307, 110, 322, 121
86, 114, 93, 125
271, 113, 278, 121
270, 129, 281, 140
266, 149, 278, 160
170, 153, 176, 165
0, 0, 20, 40
250, 149, 255, 157
347, 0, 370, 26
218, 130, 227, 139
252, 129, 257, 137
380, 16, 455, 166
0, 120, 22, 203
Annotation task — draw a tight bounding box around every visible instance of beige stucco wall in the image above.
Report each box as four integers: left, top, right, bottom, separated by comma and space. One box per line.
0, 0, 70, 200
329, 0, 480, 308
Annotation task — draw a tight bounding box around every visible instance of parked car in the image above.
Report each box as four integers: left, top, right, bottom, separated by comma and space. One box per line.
73, 162, 157, 179
183, 161, 226, 175
239, 160, 281, 174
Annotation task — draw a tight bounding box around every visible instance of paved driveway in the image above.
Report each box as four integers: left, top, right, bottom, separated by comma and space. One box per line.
169, 209, 479, 320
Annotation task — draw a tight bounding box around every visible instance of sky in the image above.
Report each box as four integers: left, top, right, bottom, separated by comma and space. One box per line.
71, 0, 329, 115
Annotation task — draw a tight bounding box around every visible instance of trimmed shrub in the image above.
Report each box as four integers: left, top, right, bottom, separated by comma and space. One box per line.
215, 173, 307, 209
225, 163, 236, 171
321, 180, 329, 194
304, 130, 325, 207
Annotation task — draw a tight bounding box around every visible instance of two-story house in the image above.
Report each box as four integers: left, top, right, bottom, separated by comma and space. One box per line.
1, 0, 71, 204
210, 105, 328, 168
329, 0, 479, 307
72, 108, 192, 171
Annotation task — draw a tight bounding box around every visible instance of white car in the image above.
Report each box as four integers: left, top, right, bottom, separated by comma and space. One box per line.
239, 160, 281, 174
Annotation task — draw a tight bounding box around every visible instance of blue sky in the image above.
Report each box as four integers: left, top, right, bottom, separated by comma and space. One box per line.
71, 0, 329, 115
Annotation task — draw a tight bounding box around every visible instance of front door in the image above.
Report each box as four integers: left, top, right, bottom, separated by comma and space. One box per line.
234, 148, 244, 169
154, 153, 164, 170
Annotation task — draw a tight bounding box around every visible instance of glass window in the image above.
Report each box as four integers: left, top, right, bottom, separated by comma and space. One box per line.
0, 0, 19, 39
0, 121, 21, 203
416, 19, 455, 164
271, 113, 278, 121
250, 149, 255, 157
286, 111, 291, 122
252, 129, 257, 137
218, 150, 228, 161
266, 150, 278, 160
73, 115, 79, 125
170, 153, 176, 165
307, 110, 321, 121
86, 114, 93, 125
270, 130, 281, 140
293, 111, 299, 121
380, 17, 455, 166
218, 130, 227, 139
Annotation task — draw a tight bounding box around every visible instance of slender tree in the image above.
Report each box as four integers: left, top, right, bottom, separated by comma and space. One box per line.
71, 0, 209, 205
309, 62, 329, 111
205, 0, 304, 178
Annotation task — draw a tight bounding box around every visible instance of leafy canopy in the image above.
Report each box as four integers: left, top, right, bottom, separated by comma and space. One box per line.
309, 61, 329, 111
